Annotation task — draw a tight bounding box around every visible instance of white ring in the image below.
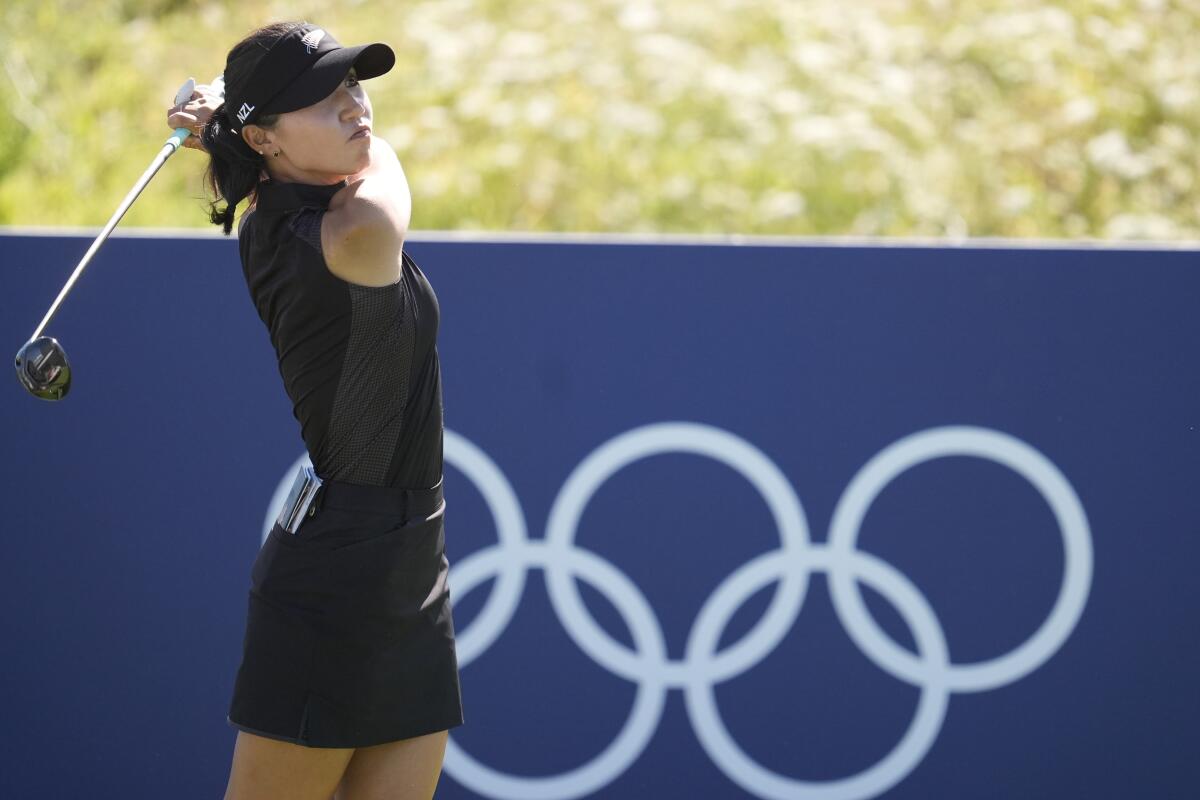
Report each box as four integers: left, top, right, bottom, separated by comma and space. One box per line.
686, 547, 950, 800
544, 422, 812, 686
827, 426, 1093, 692
443, 543, 669, 800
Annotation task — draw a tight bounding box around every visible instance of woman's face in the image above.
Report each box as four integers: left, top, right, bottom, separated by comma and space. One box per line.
243, 67, 373, 185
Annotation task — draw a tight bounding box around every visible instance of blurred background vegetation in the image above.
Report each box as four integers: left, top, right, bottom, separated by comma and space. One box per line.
0, 0, 1196, 239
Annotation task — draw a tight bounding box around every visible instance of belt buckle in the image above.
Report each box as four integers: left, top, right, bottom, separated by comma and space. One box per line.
276, 465, 323, 535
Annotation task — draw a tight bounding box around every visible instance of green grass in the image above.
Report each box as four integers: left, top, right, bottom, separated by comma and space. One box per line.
1, 0, 1197, 239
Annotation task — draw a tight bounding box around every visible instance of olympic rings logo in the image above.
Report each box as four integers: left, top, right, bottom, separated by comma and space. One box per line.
265, 422, 1093, 800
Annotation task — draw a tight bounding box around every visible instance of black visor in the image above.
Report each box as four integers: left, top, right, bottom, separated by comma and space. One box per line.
226, 23, 394, 129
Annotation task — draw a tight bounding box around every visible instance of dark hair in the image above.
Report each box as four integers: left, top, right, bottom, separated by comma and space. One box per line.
200, 21, 301, 235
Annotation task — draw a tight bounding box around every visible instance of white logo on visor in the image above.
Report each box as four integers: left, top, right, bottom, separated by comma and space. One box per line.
301, 29, 326, 54
236, 102, 255, 123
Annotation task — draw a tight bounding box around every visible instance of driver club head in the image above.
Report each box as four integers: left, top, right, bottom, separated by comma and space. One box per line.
14, 336, 72, 401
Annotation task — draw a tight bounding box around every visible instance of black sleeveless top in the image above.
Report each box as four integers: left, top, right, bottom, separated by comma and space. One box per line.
236, 178, 443, 490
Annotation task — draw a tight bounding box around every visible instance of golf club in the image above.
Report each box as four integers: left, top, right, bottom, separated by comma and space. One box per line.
13, 76, 217, 401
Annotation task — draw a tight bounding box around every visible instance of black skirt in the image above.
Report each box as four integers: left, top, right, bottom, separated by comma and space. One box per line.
227, 476, 464, 748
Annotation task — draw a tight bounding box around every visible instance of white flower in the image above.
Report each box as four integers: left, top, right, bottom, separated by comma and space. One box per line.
999, 186, 1034, 216
498, 31, 547, 59
524, 96, 558, 129
608, 101, 665, 137
790, 42, 841, 74
758, 190, 806, 221
618, 1, 660, 31
1060, 98, 1098, 127
789, 116, 842, 146
1159, 83, 1199, 112
1086, 130, 1153, 179
1104, 214, 1178, 239
455, 87, 497, 120
662, 175, 695, 201
769, 89, 810, 117
382, 124, 416, 150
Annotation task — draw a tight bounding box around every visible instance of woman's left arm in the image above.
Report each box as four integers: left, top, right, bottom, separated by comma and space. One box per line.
345, 135, 412, 228
322, 136, 413, 285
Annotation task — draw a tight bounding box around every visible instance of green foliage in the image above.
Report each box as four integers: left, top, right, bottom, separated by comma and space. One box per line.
0, 0, 1197, 238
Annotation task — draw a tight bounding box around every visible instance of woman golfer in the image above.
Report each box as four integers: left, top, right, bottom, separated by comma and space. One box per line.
167, 20, 463, 800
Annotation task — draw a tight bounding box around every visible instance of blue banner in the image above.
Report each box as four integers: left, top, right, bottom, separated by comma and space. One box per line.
1, 233, 1197, 798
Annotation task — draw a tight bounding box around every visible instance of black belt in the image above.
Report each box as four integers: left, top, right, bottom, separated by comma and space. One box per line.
313, 474, 444, 522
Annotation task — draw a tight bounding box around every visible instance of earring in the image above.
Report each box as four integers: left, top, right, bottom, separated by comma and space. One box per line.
273, 150, 280, 157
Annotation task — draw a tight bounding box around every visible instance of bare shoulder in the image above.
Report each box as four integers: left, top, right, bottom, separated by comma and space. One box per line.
321, 138, 412, 287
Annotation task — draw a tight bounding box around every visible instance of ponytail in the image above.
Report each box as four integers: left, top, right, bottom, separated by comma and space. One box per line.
200, 104, 278, 235
200, 20, 297, 235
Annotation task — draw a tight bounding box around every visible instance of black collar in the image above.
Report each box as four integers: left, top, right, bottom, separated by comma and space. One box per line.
254, 178, 348, 213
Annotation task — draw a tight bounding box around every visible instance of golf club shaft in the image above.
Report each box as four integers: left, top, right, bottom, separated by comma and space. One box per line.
29, 78, 197, 342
